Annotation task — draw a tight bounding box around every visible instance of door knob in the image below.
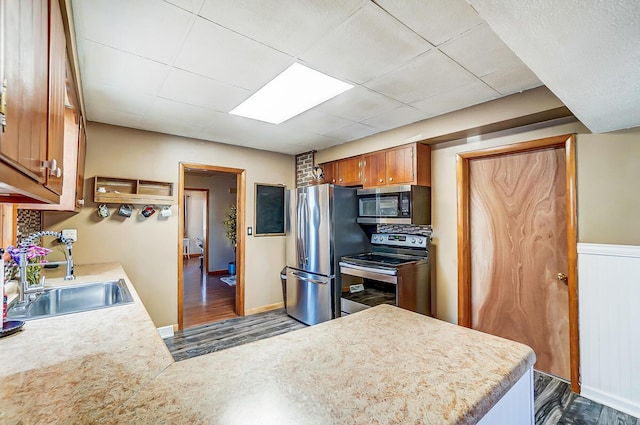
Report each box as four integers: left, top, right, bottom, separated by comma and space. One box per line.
557, 273, 568, 283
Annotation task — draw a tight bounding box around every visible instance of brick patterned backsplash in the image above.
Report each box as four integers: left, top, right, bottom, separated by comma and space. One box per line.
296, 151, 315, 187
377, 224, 432, 237
16, 209, 42, 244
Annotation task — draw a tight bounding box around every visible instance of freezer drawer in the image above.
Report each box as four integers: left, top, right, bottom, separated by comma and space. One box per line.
286, 269, 333, 326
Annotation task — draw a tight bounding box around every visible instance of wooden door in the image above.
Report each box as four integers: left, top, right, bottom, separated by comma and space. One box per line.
363, 152, 385, 187
336, 156, 362, 186
386, 145, 414, 185
468, 145, 571, 380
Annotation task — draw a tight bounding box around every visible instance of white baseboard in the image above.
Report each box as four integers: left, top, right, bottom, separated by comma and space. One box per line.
157, 325, 174, 339
581, 386, 640, 419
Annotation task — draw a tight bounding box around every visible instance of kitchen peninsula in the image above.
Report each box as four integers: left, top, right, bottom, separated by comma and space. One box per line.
0, 264, 535, 424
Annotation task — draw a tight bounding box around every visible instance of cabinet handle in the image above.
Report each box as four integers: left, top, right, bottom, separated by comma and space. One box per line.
339, 178, 343, 182
389, 177, 393, 182
379, 179, 383, 183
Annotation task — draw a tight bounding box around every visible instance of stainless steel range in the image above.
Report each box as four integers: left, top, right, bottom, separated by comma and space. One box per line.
339, 233, 431, 316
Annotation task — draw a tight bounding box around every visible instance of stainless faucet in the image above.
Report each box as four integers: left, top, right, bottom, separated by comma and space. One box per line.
13, 230, 75, 304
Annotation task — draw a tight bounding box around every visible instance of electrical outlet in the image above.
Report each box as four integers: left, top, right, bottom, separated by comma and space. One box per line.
62, 229, 77, 242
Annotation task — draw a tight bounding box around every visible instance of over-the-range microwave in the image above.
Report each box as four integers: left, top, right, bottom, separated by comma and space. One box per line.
356, 185, 431, 225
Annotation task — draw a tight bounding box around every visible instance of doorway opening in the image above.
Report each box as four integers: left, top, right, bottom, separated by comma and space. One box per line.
456, 134, 580, 393
178, 163, 246, 330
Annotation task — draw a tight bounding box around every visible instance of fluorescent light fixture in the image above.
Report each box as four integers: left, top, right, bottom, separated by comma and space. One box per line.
230, 63, 353, 124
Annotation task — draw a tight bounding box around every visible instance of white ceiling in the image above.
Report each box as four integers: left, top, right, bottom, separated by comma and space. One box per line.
71, 0, 547, 155
466, 0, 640, 134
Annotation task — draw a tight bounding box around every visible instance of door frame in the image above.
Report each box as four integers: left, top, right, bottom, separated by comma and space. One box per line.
178, 162, 246, 330
456, 134, 580, 392
183, 187, 209, 273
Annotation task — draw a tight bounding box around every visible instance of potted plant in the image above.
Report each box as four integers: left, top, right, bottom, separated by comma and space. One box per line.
223, 204, 237, 275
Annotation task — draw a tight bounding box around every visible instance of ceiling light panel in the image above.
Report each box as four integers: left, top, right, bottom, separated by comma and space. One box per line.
230, 63, 353, 124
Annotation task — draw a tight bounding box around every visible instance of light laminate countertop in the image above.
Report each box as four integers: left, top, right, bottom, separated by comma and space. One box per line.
0, 263, 535, 425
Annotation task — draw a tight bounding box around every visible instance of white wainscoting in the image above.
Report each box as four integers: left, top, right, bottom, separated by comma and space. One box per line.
578, 243, 640, 418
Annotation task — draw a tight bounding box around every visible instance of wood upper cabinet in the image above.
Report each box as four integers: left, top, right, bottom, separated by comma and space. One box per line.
319, 156, 363, 186
320, 161, 337, 184
0, 0, 64, 203
45, 0, 67, 195
336, 156, 362, 186
362, 143, 431, 188
362, 152, 386, 187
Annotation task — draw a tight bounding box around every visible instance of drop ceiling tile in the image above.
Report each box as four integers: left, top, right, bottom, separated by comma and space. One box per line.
411, 80, 499, 116
78, 41, 171, 95
160, 68, 251, 112
362, 105, 430, 130
281, 110, 355, 136
137, 119, 204, 141
326, 122, 381, 141
88, 109, 143, 129
83, 83, 156, 117
300, 3, 432, 84
141, 98, 217, 135
199, 0, 366, 56
72, 0, 195, 64
365, 50, 477, 104
481, 63, 542, 95
164, 0, 205, 13
440, 23, 523, 78
316, 86, 404, 122
175, 17, 292, 90
374, 0, 484, 46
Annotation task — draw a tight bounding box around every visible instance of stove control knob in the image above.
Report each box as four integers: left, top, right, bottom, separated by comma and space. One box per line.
411, 238, 417, 244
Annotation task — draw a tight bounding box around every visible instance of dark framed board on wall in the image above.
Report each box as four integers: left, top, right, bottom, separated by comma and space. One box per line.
254, 183, 285, 236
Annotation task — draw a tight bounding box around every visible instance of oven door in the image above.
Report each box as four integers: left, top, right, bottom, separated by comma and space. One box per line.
339, 262, 398, 314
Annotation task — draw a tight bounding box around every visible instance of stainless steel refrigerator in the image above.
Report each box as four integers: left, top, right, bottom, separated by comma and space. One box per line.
285, 184, 369, 325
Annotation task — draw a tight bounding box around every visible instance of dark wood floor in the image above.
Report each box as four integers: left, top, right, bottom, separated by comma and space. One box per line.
182, 257, 237, 329
166, 308, 638, 425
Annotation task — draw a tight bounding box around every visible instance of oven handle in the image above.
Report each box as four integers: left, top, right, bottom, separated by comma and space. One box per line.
288, 270, 329, 285
338, 262, 397, 276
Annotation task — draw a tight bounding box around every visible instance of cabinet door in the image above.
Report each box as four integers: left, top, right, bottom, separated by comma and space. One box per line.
320, 161, 336, 184
45, 0, 66, 195
363, 152, 385, 187
0, 0, 49, 181
336, 156, 362, 186
386, 145, 414, 185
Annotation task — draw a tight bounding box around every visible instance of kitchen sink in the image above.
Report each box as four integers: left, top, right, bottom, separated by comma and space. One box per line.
7, 279, 134, 321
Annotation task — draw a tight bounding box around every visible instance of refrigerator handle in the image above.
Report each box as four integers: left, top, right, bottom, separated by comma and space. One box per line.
302, 194, 309, 265
288, 270, 329, 285
297, 192, 305, 266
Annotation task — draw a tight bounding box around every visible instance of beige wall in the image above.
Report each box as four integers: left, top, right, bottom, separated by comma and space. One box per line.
577, 128, 640, 245
44, 122, 294, 327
